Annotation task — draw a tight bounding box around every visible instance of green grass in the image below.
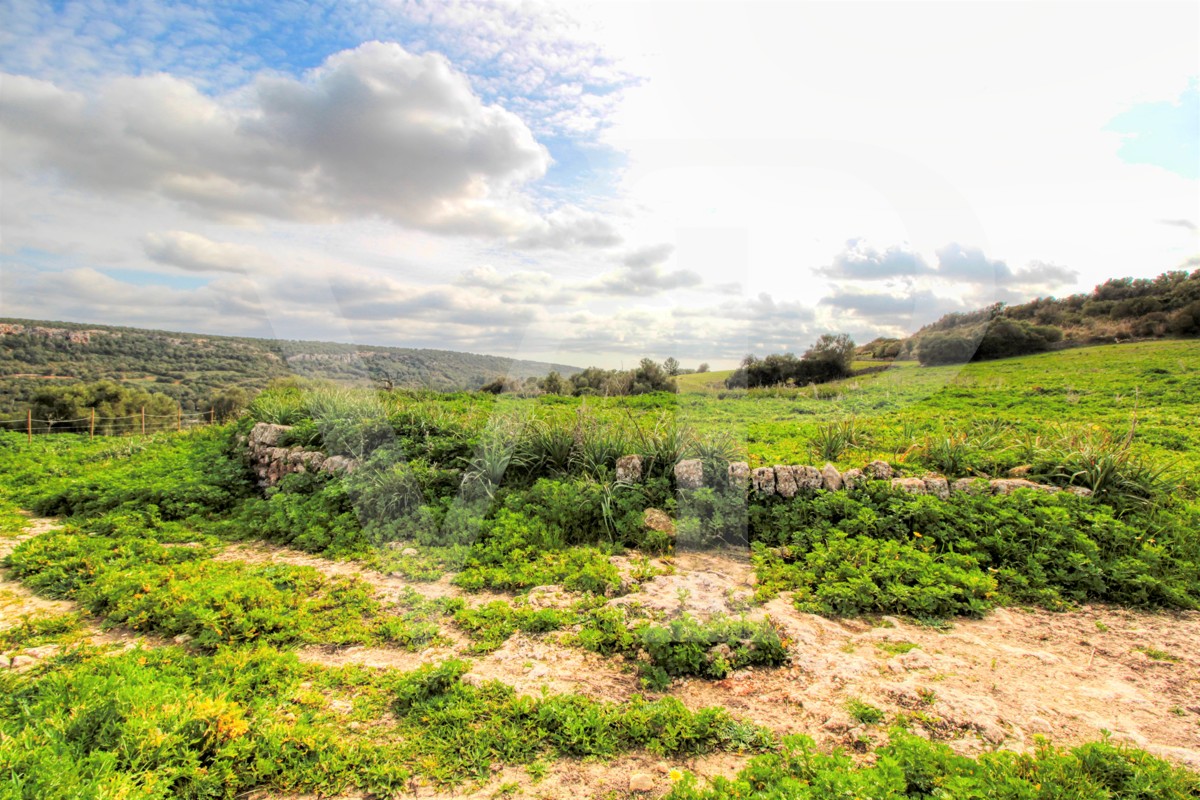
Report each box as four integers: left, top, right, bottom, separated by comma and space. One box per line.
0, 647, 771, 798
1, 340, 1198, 797
664, 731, 1200, 799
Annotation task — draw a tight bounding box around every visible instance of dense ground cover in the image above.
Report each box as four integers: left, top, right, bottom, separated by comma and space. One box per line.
0, 339, 1197, 797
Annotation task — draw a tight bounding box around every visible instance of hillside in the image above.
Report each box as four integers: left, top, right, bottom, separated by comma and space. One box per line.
1, 340, 1197, 796
861, 268, 1200, 364
0, 318, 580, 414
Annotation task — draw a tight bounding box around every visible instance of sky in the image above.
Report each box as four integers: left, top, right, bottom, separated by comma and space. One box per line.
1, 0, 1197, 369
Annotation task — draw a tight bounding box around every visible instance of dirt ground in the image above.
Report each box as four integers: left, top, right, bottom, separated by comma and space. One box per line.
1, 515, 165, 665
4, 518, 1198, 796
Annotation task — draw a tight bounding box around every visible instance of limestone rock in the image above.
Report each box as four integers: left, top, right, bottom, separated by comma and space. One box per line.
728, 461, 751, 488
923, 476, 951, 499
841, 468, 863, 490
1066, 486, 1094, 497
249, 422, 292, 448
322, 455, 358, 475
952, 478, 990, 495
774, 465, 798, 498
990, 478, 1048, 495
892, 477, 928, 494
674, 458, 704, 490
8, 655, 35, 670
864, 460, 894, 480
23, 645, 60, 660
644, 508, 675, 534
616, 454, 643, 483
1027, 715, 1053, 734
897, 649, 934, 670
629, 773, 656, 792
821, 463, 843, 491
793, 465, 824, 492
752, 467, 776, 495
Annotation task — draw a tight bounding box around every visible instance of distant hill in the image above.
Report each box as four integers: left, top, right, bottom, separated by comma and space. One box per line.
859, 268, 1200, 363
0, 318, 580, 414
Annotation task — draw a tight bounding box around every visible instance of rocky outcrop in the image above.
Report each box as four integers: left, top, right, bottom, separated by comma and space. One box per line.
247, 422, 357, 487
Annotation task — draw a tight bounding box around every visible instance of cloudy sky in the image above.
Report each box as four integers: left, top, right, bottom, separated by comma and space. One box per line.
1, 0, 1197, 368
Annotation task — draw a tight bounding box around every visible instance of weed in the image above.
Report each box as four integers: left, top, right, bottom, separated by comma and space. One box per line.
845, 698, 885, 725
1136, 647, 1181, 662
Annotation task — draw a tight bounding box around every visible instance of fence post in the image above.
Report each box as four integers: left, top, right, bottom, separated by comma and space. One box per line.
141, 406, 146, 436
210, 408, 215, 425
27, 409, 32, 444
90, 408, 96, 440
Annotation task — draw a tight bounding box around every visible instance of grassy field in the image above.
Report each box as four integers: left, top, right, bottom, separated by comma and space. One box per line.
1, 339, 1198, 798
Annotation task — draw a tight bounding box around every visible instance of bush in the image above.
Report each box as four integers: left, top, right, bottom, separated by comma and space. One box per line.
917, 333, 975, 365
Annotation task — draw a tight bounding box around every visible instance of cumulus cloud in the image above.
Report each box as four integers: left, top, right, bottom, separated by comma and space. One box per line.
582, 242, 698, 296
934, 243, 1077, 288
142, 231, 270, 274
0, 43, 610, 240
590, 265, 701, 296
511, 207, 622, 249
821, 289, 966, 328
818, 239, 932, 280
621, 243, 675, 269
674, 293, 816, 323
454, 265, 577, 304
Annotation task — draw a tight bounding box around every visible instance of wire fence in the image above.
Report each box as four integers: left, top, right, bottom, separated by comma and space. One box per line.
0, 408, 219, 439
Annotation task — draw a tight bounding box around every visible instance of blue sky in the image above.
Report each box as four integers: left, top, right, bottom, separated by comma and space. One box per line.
1, 0, 1197, 366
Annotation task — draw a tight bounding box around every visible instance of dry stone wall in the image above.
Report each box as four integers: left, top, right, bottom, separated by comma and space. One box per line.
245, 421, 1091, 499
665, 456, 1090, 499
247, 422, 358, 488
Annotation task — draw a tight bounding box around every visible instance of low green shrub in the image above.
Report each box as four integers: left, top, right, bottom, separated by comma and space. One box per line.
757, 533, 996, 619
665, 730, 1199, 800
748, 486, 1199, 613
4, 527, 439, 650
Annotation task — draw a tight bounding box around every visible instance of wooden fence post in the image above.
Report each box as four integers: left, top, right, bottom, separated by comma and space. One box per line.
210, 408, 215, 425
141, 406, 146, 436
90, 408, 96, 440
27, 409, 32, 444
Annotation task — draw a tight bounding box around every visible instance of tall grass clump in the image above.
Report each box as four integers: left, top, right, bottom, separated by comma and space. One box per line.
570, 408, 631, 478
630, 413, 695, 478
462, 416, 530, 497
518, 418, 575, 476
247, 389, 307, 425
1049, 426, 1176, 511
807, 418, 870, 461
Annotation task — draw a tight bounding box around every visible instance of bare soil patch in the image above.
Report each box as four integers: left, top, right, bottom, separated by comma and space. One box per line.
222, 543, 1200, 775
1, 514, 164, 666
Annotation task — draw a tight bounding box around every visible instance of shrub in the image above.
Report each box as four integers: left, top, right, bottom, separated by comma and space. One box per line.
917, 333, 976, 365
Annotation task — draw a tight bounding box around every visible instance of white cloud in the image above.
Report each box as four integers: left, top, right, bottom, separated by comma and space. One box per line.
818, 240, 932, 280
142, 231, 270, 273
934, 244, 1078, 289
0, 43, 572, 237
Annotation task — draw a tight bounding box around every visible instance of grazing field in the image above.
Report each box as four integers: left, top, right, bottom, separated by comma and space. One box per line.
1, 339, 1198, 798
